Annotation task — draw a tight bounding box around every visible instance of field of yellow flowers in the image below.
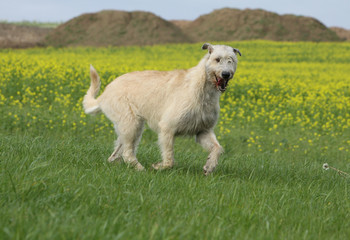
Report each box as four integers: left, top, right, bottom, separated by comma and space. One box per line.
1, 41, 350, 239
1, 41, 349, 155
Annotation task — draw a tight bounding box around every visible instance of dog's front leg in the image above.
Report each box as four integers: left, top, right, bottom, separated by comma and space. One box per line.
152, 128, 175, 170
196, 130, 224, 175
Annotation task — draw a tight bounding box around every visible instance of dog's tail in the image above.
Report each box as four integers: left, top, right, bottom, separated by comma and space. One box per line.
83, 65, 101, 115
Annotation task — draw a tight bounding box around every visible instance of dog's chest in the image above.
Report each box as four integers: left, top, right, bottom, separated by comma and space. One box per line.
176, 94, 219, 136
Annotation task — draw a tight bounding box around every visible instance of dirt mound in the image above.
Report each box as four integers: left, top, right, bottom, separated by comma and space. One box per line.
1, 8, 344, 48
45, 10, 192, 47
178, 8, 341, 42
171, 20, 192, 29
330, 27, 350, 41
0, 23, 52, 48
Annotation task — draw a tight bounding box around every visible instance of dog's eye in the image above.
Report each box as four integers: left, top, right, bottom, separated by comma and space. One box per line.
215, 58, 221, 63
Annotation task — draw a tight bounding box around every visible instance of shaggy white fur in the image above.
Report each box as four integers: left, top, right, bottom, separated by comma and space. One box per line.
83, 43, 240, 175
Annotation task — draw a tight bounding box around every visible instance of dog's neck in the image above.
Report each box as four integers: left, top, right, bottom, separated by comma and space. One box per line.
189, 55, 221, 101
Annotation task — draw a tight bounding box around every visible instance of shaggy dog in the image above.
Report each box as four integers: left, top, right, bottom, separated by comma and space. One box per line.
83, 43, 241, 175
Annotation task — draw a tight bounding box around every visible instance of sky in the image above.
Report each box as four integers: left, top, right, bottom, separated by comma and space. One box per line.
1, 0, 349, 29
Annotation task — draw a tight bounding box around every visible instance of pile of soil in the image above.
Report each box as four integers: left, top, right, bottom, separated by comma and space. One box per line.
0, 23, 52, 48
1, 8, 345, 48
44, 10, 192, 47
330, 27, 350, 41
174, 8, 341, 42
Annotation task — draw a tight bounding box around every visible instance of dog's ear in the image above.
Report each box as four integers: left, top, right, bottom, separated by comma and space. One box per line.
202, 43, 214, 54
233, 48, 241, 56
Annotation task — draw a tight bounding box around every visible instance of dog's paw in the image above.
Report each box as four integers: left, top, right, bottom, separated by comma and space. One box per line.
125, 160, 145, 171
203, 164, 216, 176
107, 156, 122, 163
152, 162, 174, 170
135, 163, 145, 171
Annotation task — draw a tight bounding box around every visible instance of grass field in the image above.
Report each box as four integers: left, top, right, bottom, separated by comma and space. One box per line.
0, 20, 60, 28
1, 41, 350, 239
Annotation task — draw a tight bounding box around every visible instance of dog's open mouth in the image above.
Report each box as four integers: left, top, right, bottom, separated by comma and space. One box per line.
215, 75, 228, 93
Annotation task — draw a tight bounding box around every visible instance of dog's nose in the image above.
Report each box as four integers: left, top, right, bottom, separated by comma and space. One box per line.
221, 71, 231, 79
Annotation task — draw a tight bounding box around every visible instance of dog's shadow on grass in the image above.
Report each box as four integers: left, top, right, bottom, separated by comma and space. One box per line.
151, 158, 318, 187
109, 142, 318, 185
107, 157, 323, 188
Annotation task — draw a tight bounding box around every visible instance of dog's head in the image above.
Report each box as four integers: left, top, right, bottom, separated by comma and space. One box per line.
202, 43, 241, 93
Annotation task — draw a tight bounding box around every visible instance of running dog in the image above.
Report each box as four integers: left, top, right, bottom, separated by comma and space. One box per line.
83, 43, 241, 175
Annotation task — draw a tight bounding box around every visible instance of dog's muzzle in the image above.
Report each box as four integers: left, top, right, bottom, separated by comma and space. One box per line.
215, 71, 232, 93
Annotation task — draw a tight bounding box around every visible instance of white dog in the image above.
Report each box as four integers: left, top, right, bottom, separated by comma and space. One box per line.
83, 43, 241, 175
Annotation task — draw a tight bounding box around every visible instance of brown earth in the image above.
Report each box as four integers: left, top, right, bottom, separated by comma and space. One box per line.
0, 23, 52, 48
0, 8, 345, 48
176, 8, 341, 42
170, 20, 192, 30
44, 10, 192, 47
330, 27, 350, 41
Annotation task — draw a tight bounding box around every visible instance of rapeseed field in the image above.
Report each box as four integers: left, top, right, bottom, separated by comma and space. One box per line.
1, 41, 349, 154
1, 41, 350, 239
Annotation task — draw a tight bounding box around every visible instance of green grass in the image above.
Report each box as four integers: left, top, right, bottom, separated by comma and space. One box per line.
1, 130, 350, 239
1, 41, 350, 239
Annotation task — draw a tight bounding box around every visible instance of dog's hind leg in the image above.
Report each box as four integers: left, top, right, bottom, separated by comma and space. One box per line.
119, 119, 145, 171
103, 101, 145, 170
196, 130, 224, 175
108, 138, 123, 162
